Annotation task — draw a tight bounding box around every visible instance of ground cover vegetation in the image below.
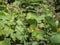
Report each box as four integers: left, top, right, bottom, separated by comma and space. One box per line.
0, 0, 60, 45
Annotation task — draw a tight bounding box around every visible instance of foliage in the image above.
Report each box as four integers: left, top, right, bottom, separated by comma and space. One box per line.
0, 0, 60, 45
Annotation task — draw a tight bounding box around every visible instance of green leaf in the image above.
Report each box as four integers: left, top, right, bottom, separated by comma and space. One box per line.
45, 16, 57, 31
0, 11, 8, 19
3, 38, 11, 45
15, 25, 24, 32
27, 19, 37, 28
0, 39, 11, 45
32, 30, 45, 40
3, 26, 14, 37
32, 41, 38, 45
15, 32, 23, 40
0, 30, 3, 36
10, 33, 16, 41
50, 33, 60, 43
26, 13, 37, 19
0, 5, 6, 10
